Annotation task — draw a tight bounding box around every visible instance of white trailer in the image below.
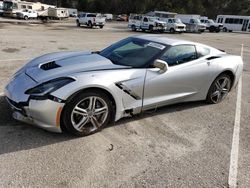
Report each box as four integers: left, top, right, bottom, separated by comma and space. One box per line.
68, 8, 77, 17
38, 7, 69, 20
2, 0, 54, 17
216, 15, 250, 32
176, 14, 206, 32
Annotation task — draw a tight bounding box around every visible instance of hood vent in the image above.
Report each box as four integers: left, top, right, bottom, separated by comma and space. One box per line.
40, 61, 61, 71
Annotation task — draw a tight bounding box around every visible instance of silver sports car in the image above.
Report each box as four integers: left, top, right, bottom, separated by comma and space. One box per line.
4, 35, 243, 136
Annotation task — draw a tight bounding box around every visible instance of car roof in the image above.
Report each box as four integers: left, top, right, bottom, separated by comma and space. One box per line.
133, 35, 197, 46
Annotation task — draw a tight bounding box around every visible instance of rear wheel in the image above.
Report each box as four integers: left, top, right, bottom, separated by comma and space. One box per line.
62, 91, 112, 136
223, 27, 227, 32
88, 22, 93, 28
131, 25, 136, 31
149, 25, 154, 33
76, 20, 81, 27
24, 16, 28, 20
99, 25, 104, 29
206, 74, 232, 104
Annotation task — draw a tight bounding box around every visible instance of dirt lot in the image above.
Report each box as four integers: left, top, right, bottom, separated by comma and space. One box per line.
0, 20, 249, 188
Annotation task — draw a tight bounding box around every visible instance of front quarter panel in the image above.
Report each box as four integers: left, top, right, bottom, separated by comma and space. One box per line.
51, 69, 147, 121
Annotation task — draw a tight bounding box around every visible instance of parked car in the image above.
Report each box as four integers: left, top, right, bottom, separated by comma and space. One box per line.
116, 14, 128, 21
128, 14, 166, 32
16, 9, 38, 20
76, 13, 106, 28
176, 14, 206, 32
104, 13, 113, 21
162, 18, 186, 33
200, 17, 223, 32
4, 35, 243, 136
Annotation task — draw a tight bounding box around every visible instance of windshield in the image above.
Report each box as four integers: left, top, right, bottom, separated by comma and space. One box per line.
191, 19, 201, 24
208, 19, 215, 24
3, 2, 13, 10
99, 37, 167, 68
173, 18, 182, 23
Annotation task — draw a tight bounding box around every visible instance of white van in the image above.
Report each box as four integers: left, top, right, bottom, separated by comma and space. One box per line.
176, 14, 206, 33
216, 15, 250, 32
160, 18, 186, 33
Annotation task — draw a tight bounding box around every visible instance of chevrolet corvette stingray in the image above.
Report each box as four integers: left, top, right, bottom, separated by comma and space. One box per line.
4, 35, 243, 136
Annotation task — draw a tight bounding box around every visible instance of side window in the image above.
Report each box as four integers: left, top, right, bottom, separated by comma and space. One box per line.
13, 3, 18, 9
143, 17, 148, 22
160, 45, 197, 66
196, 46, 210, 58
168, 19, 172, 23
190, 19, 194, 24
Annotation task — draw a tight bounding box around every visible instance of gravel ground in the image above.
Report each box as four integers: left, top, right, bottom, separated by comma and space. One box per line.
0, 20, 249, 188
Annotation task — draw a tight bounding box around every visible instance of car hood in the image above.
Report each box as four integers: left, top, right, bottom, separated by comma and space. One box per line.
154, 20, 166, 24
20, 51, 128, 82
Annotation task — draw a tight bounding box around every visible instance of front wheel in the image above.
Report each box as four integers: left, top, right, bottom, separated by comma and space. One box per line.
76, 20, 81, 27
206, 74, 232, 104
170, 28, 175, 33
99, 25, 104, 29
62, 91, 113, 136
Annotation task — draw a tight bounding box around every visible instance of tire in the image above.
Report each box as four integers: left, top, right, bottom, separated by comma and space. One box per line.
206, 74, 232, 104
88, 21, 93, 28
170, 28, 175, 33
223, 27, 227, 32
76, 20, 81, 27
149, 25, 154, 33
99, 25, 103, 29
62, 90, 113, 136
24, 16, 28, 20
131, 25, 136, 31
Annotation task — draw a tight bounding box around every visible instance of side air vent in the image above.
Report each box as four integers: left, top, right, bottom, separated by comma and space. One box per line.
206, 56, 221, 61
40, 61, 61, 71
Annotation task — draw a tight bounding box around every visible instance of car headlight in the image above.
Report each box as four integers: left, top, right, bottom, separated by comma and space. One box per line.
25, 77, 75, 97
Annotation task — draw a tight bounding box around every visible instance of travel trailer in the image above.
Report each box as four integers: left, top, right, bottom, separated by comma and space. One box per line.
68, 8, 77, 17
2, 0, 54, 17
216, 15, 250, 32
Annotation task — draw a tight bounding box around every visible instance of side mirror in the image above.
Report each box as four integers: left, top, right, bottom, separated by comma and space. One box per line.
153, 59, 168, 73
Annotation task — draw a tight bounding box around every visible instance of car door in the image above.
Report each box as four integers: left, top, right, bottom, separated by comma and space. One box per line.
141, 17, 149, 29
142, 44, 213, 110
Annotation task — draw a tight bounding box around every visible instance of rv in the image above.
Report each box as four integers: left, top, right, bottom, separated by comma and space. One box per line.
48, 7, 69, 19
68, 8, 77, 17
38, 7, 69, 20
2, 0, 54, 17
216, 15, 250, 32
176, 14, 206, 32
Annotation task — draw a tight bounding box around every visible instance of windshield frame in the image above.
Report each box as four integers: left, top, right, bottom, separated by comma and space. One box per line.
99, 37, 169, 68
